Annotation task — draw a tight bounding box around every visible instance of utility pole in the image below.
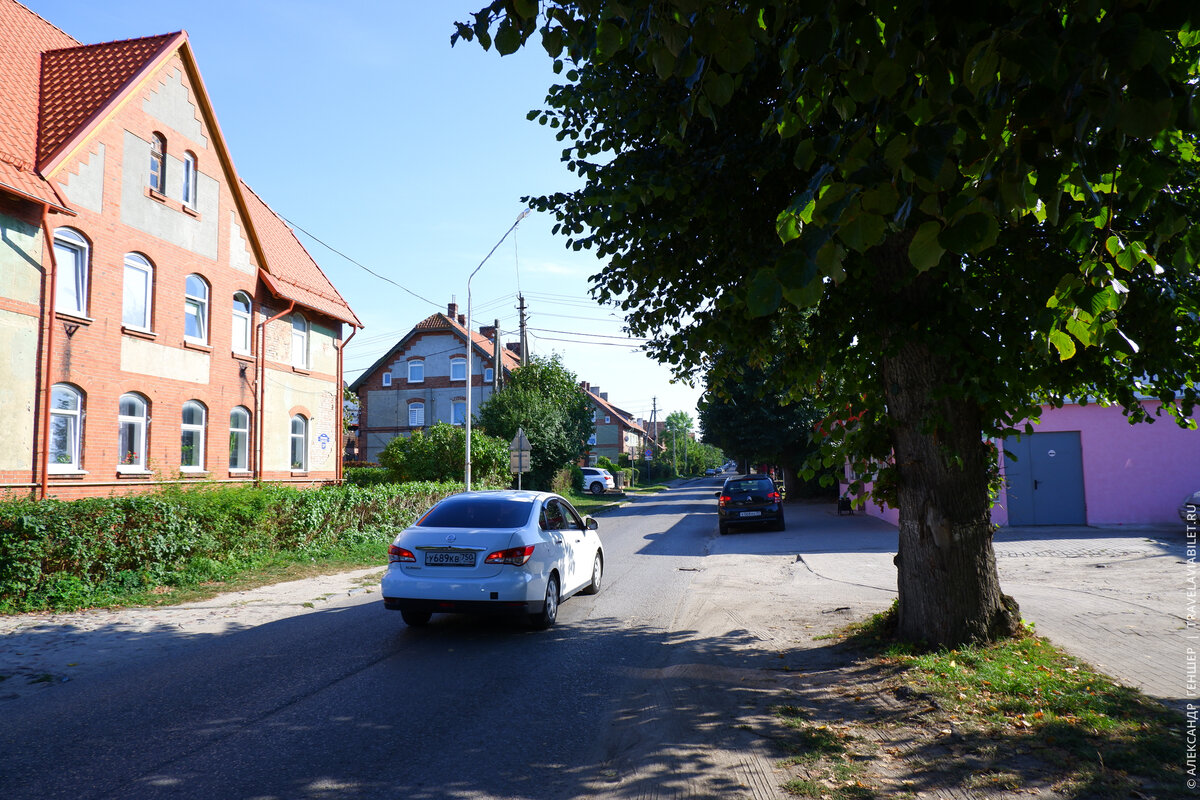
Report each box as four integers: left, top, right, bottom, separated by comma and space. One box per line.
517, 294, 528, 367
492, 317, 502, 392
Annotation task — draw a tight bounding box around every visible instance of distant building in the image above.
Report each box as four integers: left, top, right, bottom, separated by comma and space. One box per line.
350, 301, 520, 462
579, 382, 654, 465
0, 0, 360, 498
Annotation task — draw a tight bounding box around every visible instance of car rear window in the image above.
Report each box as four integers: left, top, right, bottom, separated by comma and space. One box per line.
417, 495, 534, 528
726, 479, 773, 494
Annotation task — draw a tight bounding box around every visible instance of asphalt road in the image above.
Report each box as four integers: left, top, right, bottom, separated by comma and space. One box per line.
0, 483, 738, 800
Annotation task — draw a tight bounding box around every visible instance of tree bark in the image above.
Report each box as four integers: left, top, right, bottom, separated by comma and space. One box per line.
877, 239, 1021, 647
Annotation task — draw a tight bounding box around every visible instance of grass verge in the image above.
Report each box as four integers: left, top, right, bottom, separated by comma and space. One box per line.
814, 606, 1188, 798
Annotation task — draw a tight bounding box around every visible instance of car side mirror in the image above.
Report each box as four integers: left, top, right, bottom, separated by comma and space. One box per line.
586, 517, 598, 530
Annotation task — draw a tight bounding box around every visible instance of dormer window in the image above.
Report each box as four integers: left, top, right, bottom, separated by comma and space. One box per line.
149, 133, 166, 192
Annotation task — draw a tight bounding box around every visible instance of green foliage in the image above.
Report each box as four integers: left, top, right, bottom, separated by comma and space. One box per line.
477, 354, 594, 490
343, 466, 395, 487
377, 422, 509, 487
568, 464, 584, 492
0, 482, 460, 612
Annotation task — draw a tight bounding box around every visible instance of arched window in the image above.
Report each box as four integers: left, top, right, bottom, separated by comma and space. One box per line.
290, 415, 308, 471
49, 384, 83, 472
118, 393, 149, 470
232, 291, 252, 354
450, 357, 467, 382
407, 359, 423, 383
408, 401, 424, 428
122, 253, 153, 330
451, 399, 467, 426
229, 407, 251, 471
181, 401, 206, 471
53, 228, 89, 316
182, 151, 197, 207
149, 132, 166, 192
291, 313, 309, 368
184, 274, 209, 343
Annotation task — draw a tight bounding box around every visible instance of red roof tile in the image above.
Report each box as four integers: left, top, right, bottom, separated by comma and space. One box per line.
240, 180, 360, 327
412, 312, 522, 373
38, 34, 179, 167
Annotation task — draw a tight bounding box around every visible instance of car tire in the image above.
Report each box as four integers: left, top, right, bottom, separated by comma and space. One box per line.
589, 481, 604, 495
580, 552, 603, 595
401, 609, 431, 627
718, 522, 728, 535
773, 515, 786, 532
530, 575, 560, 629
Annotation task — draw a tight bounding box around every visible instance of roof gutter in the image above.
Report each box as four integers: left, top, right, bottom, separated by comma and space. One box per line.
37, 205, 59, 500
334, 323, 358, 483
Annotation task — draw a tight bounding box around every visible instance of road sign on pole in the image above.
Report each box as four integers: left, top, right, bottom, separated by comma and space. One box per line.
509, 428, 531, 490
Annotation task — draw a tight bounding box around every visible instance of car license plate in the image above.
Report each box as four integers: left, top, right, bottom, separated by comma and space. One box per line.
424, 550, 475, 567
740, 511, 762, 518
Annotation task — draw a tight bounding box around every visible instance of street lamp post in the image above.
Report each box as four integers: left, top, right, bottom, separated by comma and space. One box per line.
465, 208, 530, 491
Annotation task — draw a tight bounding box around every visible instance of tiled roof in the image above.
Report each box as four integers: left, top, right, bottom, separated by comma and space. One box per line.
239, 180, 360, 326
0, 0, 75, 207
587, 390, 648, 436
413, 312, 522, 373
38, 34, 179, 167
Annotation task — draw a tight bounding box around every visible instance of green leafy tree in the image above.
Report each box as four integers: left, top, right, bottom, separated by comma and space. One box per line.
477, 354, 595, 490
459, 2, 1200, 646
378, 423, 509, 486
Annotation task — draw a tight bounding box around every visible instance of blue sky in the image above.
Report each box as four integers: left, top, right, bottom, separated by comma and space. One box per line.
24, 0, 706, 428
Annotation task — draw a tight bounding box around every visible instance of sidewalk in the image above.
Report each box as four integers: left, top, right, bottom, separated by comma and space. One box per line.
739, 501, 1192, 713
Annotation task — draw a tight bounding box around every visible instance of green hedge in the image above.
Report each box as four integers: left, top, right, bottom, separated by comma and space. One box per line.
0, 481, 459, 613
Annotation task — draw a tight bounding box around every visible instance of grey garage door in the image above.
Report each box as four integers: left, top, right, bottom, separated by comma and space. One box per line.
1002, 431, 1086, 525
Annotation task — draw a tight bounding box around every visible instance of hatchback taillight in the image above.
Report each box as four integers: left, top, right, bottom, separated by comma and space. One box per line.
485, 545, 535, 566
388, 545, 416, 563
767, 492, 781, 503
718, 495, 731, 507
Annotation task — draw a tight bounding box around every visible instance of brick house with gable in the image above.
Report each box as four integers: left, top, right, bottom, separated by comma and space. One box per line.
351, 300, 521, 462
579, 381, 654, 465
0, 0, 360, 499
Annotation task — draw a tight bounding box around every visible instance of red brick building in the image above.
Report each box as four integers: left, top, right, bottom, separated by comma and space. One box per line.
0, 1, 359, 499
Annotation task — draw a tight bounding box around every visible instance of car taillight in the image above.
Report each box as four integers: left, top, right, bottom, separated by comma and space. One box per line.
768, 492, 781, 502
388, 545, 416, 563
719, 495, 731, 507
485, 545, 535, 565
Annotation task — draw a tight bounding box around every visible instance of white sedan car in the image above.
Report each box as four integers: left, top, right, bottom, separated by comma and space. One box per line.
382, 491, 604, 629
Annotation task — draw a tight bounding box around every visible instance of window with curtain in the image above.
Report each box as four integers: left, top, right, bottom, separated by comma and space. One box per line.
118, 393, 148, 470
49, 384, 83, 472
149, 132, 166, 192
409, 402, 424, 427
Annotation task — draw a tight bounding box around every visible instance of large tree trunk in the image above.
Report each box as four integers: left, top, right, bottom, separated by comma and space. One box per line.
878, 240, 1020, 647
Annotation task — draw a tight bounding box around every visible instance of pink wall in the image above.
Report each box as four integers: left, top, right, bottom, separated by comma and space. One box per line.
845, 400, 1198, 527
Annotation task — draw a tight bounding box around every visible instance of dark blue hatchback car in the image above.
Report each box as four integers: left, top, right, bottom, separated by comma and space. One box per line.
715, 474, 785, 534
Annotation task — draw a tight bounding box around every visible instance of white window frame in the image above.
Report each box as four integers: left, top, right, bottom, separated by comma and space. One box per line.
451, 400, 467, 426
229, 406, 250, 472
587, 433, 597, 446
184, 274, 209, 343
290, 415, 308, 471
149, 132, 166, 192
122, 253, 153, 330
232, 291, 252, 354
53, 228, 89, 317
117, 393, 149, 472
605, 415, 611, 424
291, 313, 309, 369
409, 401, 425, 428
483, 367, 494, 383
182, 151, 197, 207
49, 384, 83, 473
382, 372, 392, 387
407, 359, 424, 383
450, 357, 467, 382
181, 400, 206, 472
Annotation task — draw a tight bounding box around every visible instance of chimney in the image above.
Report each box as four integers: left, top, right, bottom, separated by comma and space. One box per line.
600, 392, 608, 401
480, 324, 496, 341
457, 313, 465, 326
506, 342, 523, 358
590, 386, 601, 396
447, 299, 458, 318
579, 381, 589, 392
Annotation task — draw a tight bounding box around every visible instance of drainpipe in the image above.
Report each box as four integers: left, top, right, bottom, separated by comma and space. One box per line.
37, 205, 59, 500
334, 323, 358, 483
255, 299, 295, 484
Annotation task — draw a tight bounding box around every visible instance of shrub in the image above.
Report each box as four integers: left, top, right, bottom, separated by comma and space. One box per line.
344, 467, 394, 487
0, 481, 462, 613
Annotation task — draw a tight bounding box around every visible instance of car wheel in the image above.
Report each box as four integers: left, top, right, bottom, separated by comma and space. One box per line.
589, 481, 604, 495
530, 575, 560, 629
719, 522, 728, 535
581, 552, 603, 595
401, 609, 431, 627
773, 515, 786, 532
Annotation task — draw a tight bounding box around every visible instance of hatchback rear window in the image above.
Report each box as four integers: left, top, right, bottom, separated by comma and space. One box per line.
726, 479, 773, 494
417, 495, 534, 528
